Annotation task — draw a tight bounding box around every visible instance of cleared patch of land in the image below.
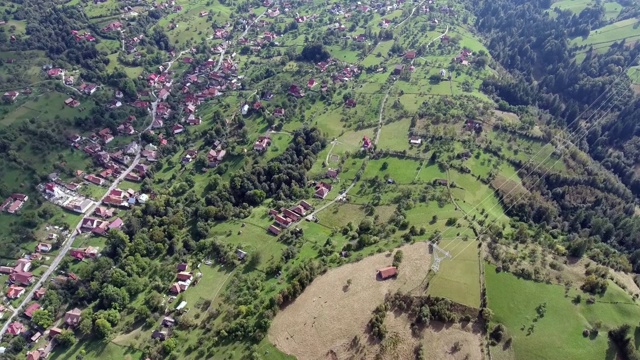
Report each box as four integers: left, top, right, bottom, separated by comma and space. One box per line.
269, 242, 432, 359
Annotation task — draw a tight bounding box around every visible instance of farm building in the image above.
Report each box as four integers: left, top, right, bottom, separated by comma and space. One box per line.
377, 266, 398, 280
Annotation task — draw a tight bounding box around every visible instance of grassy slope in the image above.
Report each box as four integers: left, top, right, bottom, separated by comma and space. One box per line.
487, 263, 640, 360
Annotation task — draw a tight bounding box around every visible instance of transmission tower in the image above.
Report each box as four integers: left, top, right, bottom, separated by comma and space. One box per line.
430, 242, 451, 273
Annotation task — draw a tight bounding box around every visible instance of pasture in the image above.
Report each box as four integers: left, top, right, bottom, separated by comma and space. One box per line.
428, 238, 481, 308
486, 263, 640, 360
572, 18, 640, 50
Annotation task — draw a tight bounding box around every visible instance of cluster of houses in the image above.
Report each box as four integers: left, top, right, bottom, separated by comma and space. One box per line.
79, 214, 123, 236
168, 263, 201, 295
453, 48, 473, 66
71, 30, 96, 42
267, 200, 313, 235
0, 193, 28, 214
1, 258, 36, 300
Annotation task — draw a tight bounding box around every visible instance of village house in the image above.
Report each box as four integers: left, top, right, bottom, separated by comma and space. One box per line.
187, 115, 202, 126
11, 271, 34, 286
283, 208, 300, 222
24, 303, 40, 319
81, 83, 98, 95
254, 136, 271, 152
268, 224, 281, 235
405, 51, 417, 60
315, 182, 332, 199
84, 174, 104, 186
207, 149, 226, 167
409, 136, 422, 145
273, 107, 285, 117
345, 98, 357, 108
34, 287, 46, 300
393, 64, 405, 75
326, 168, 339, 178
36, 243, 51, 253
64, 98, 80, 108
64, 308, 82, 327
7, 321, 25, 335
1, 193, 28, 214
307, 78, 317, 88
288, 84, 305, 98
3, 91, 19, 102
275, 215, 291, 228
98, 128, 114, 144
362, 136, 372, 149
7, 285, 25, 299
69, 247, 99, 261
102, 21, 123, 32
172, 124, 185, 135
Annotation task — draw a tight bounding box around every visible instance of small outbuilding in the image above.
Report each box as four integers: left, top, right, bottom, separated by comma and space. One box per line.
377, 266, 398, 280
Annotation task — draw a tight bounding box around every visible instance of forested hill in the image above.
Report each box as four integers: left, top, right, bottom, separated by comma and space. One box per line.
475, 0, 639, 116
473, 0, 640, 198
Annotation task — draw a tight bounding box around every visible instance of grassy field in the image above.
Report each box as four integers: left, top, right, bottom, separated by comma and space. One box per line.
362, 157, 422, 184
427, 238, 481, 308
552, 0, 592, 13
51, 341, 144, 360
487, 263, 640, 360
572, 18, 640, 50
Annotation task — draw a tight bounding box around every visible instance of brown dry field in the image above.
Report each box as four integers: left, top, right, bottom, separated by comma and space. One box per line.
269, 242, 484, 360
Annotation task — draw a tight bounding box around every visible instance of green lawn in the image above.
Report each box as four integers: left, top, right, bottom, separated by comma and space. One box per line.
487, 263, 640, 360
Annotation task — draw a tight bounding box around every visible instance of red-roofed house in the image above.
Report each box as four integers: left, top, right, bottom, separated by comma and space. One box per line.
24, 303, 41, 318
254, 136, 271, 152
26, 350, 41, 360
273, 108, 285, 117
283, 209, 300, 222
288, 84, 304, 98
7, 321, 24, 335
173, 124, 185, 135
177, 272, 193, 281
345, 98, 357, 108
34, 287, 46, 300
315, 186, 330, 199
64, 308, 82, 327
7, 285, 25, 299
269, 224, 281, 235
405, 51, 417, 60
36, 243, 51, 253
3, 91, 18, 102
362, 136, 372, 149
326, 168, 339, 178
275, 215, 291, 228
307, 78, 317, 88
11, 272, 35, 286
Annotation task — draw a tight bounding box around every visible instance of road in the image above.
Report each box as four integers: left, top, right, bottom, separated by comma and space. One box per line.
374, 90, 390, 146
0, 47, 193, 340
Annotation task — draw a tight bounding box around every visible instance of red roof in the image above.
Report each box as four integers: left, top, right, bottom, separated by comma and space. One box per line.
7, 321, 24, 335
10, 271, 34, 285
377, 266, 398, 279
24, 303, 41, 318
268, 224, 281, 235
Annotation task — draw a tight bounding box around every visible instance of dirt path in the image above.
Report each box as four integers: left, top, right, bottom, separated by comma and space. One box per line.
374, 90, 390, 146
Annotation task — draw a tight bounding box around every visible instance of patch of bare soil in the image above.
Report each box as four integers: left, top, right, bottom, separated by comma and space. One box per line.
269, 242, 433, 360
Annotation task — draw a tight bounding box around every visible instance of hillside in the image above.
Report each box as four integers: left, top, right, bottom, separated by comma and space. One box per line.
0, 0, 638, 360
